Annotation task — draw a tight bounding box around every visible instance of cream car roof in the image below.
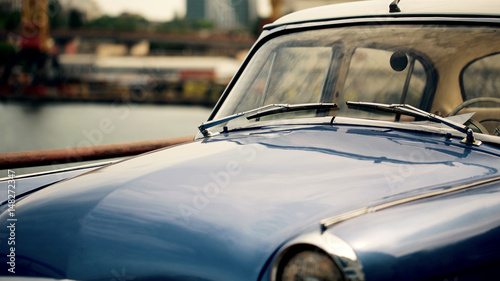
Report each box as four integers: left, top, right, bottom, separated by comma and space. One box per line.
269, 0, 500, 28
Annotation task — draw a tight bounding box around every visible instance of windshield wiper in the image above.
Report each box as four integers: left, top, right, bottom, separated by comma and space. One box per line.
346, 101, 482, 146
199, 103, 337, 136
246, 103, 337, 120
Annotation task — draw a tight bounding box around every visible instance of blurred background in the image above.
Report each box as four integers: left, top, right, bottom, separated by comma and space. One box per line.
0, 0, 357, 172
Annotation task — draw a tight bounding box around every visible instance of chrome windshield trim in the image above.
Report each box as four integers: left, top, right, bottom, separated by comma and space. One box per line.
346, 102, 469, 133
197, 115, 500, 146
345, 102, 482, 146
233, 116, 334, 129
270, 232, 365, 281
320, 176, 500, 231
332, 117, 500, 146
195, 116, 335, 139
199, 103, 337, 136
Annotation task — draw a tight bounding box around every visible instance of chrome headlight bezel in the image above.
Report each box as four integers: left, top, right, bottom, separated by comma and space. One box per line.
270, 232, 365, 281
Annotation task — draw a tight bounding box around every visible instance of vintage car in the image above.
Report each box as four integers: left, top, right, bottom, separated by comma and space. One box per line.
2, 0, 500, 280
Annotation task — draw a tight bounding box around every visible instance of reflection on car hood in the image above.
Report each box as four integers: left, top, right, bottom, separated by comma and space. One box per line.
4, 124, 500, 280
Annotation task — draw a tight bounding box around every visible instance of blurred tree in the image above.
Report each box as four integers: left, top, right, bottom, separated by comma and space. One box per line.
49, 0, 68, 29
85, 13, 148, 31
251, 16, 265, 36
0, 10, 21, 31
193, 19, 214, 30
68, 9, 83, 29
0, 42, 16, 66
158, 17, 214, 33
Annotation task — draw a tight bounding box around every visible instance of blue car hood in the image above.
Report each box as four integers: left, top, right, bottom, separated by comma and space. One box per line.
3, 125, 500, 280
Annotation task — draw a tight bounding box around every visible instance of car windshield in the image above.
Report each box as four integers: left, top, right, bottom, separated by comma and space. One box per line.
212, 23, 500, 138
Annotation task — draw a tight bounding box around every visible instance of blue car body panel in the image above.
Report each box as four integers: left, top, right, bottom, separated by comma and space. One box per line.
1, 124, 500, 280
331, 179, 500, 281
2, 1, 500, 280
0, 163, 110, 205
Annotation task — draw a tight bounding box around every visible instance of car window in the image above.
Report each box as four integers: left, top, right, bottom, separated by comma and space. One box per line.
213, 24, 500, 138
215, 26, 435, 123
462, 52, 500, 100
339, 47, 427, 119
226, 45, 335, 116
460, 53, 500, 135
260, 47, 331, 105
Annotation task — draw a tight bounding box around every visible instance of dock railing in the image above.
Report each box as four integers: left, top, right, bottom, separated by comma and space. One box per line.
0, 136, 194, 169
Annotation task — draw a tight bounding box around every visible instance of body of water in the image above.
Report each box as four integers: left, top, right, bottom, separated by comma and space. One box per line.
2, 101, 212, 154
1, 101, 212, 174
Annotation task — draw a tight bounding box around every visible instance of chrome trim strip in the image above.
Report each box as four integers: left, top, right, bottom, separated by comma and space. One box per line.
0, 161, 115, 182
270, 232, 365, 281
320, 207, 372, 233
333, 116, 500, 146
321, 176, 500, 231
278, 16, 500, 31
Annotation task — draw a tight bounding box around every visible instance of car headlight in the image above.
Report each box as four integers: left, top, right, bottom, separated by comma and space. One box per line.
271, 233, 364, 281
277, 248, 344, 281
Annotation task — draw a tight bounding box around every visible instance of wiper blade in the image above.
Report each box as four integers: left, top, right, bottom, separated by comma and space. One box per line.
246, 103, 337, 120
199, 103, 337, 136
346, 101, 482, 146
198, 104, 289, 134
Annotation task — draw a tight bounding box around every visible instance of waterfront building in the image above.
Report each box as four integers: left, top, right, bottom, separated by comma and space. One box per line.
186, 0, 258, 30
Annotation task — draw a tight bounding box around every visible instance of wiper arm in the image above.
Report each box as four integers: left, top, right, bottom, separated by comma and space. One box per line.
198, 104, 284, 135
198, 103, 337, 136
346, 101, 482, 146
246, 103, 337, 120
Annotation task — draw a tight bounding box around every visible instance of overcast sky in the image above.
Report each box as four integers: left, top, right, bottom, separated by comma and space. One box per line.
97, 0, 272, 21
